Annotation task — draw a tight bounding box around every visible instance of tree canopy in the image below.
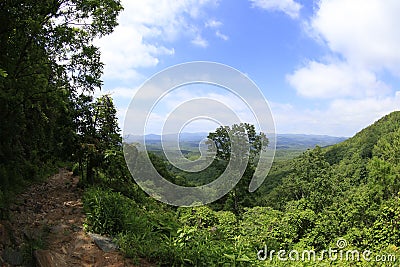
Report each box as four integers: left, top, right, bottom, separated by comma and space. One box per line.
0, 0, 122, 210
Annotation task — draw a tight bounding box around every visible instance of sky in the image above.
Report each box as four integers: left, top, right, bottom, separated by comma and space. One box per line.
95, 0, 400, 137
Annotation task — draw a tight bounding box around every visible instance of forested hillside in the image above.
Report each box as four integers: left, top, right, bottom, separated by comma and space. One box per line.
81, 112, 400, 266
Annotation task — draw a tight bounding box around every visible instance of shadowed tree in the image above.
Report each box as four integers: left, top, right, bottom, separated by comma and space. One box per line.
0, 0, 122, 203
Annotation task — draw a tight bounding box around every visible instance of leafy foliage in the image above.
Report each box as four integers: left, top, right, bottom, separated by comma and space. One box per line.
0, 0, 122, 214
80, 113, 400, 266
206, 123, 269, 214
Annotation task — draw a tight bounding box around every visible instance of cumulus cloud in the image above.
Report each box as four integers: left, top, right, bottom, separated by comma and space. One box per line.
287, 61, 390, 99
289, 0, 400, 98
310, 0, 400, 73
284, 0, 400, 135
97, 25, 174, 82
250, 0, 302, 19
96, 0, 218, 82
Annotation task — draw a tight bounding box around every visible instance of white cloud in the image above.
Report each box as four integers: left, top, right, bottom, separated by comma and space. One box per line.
216, 30, 229, 41
205, 19, 222, 28
123, 86, 262, 135
310, 0, 400, 73
96, 0, 218, 82
204, 19, 228, 41
102, 87, 139, 99
287, 61, 390, 99
191, 35, 209, 47
270, 93, 400, 136
284, 0, 400, 135
289, 0, 400, 98
250, 0, 302, 19
160, 87, 258, 124
97, 25, 174, 82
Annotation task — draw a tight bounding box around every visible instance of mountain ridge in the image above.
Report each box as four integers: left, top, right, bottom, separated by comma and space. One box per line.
123, 132, 347, 150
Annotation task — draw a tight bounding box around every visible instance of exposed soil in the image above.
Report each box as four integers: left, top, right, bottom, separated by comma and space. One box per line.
0, 169, 152, 267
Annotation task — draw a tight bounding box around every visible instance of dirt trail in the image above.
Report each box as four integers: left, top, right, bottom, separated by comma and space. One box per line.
0, 169, 143, 266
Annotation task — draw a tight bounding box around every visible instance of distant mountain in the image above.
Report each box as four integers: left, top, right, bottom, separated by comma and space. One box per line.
123, 132, 347, 151
276, 134, 347, 150
124, 132, 209, 143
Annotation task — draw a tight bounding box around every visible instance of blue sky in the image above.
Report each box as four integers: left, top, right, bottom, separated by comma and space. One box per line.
95, 0, 400, 137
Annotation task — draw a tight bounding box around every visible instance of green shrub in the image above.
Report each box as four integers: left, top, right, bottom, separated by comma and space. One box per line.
178, 206, 218, 228
83, 187, 135, 235
215, 210, 237, 239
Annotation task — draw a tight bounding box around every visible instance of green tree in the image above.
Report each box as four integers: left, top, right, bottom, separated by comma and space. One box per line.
269, 146, 335, 212
206, 123, 268, 214
368, 197, 400, 248
0, 0, 122, 207
76, 95, 123, 184
367, 128, 400, 200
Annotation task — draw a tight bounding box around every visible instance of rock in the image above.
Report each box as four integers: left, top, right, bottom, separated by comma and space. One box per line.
2, 247, 23, 266
89, 233, 118, 252
34, 249, 67, 267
